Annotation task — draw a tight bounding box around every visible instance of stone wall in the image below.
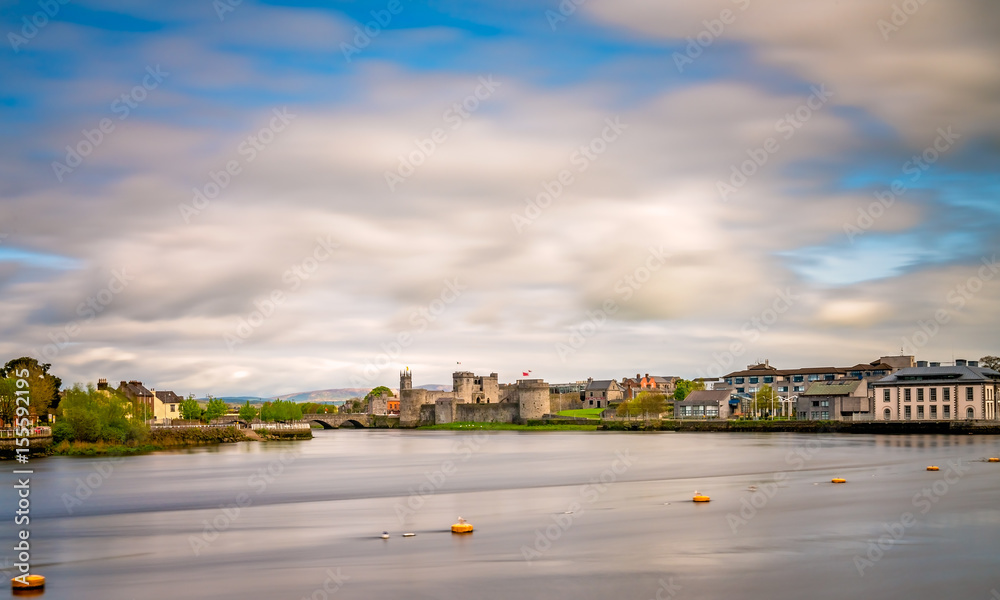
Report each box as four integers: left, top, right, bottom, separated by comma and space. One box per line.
418, 404, 436, 427
435, 399, 455, 424
455, 402, 520, 423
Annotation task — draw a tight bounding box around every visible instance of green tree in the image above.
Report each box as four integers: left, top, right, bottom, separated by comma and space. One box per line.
204, 397, 229, 422
365, 386, 393, 402
1, 357, 62, 413
342, 398, 365, 413
180, 398, 203, 420
0, 377, 16, 426
239, 400, 258, 422
979, 356, 1000, 371
259, 399, 303, 422
615, 398, 640, 420
753, 385, 778, 418
59, 384, 145, 443
672, 379, 705, 401
635, 391, 667, 420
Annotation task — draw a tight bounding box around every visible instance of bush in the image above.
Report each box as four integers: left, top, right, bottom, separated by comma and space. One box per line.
52, 420, 74, 443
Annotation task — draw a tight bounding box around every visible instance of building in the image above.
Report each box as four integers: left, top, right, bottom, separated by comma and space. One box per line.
584, 379, 624, 408
117, 380, 155, 421
620, 374, 679, 399
398, 369, 550, 427
673, 389, 734, 419
795, 379, 871, 421
871, 360, 1000, 421
153, 390, 184, 422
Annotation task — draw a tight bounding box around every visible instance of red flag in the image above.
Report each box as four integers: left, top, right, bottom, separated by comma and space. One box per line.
522, 372, 529, 376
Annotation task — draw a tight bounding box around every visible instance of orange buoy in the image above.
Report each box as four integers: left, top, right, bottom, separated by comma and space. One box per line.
831, 478, 846, 484
451, 517, 473, 534
989, 457, 999, 462
926, 466, 939, 471
693, 491, 710, 502
11, 575, 45, 590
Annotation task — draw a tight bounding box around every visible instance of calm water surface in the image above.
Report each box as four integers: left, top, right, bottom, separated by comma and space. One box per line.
2, 430, 999, 600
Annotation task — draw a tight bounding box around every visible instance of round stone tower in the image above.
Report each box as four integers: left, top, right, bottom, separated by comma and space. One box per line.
452, 371, 474, 404
517, 379, 550, 422
399, 369, 424, 427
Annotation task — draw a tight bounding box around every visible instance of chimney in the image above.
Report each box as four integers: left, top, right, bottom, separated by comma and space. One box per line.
955, 359, 967, 367
645, 373, 649, 379
97, 378, 108, 391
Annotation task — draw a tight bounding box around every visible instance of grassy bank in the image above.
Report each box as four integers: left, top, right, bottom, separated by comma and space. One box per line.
420, 421, 600, 431
600, 419, 1000, 434
556, 409, 604, 420
47, 426, 257, 456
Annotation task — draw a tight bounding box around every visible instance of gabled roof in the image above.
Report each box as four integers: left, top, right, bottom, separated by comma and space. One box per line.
802, 380, 863, 396
155, 390, 183, 403
843, 362, 893, 372
119, 380, 153, 397
586, 379, 619, 391
675, 389, 731, 406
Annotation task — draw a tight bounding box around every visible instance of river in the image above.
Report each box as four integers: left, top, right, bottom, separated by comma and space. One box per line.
2, 430, 999, 599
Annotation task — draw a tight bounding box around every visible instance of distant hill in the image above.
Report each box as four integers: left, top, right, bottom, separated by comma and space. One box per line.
201, 384, 452, 405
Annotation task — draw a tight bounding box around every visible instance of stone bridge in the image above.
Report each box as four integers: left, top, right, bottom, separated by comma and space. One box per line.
302, 413, 401, 429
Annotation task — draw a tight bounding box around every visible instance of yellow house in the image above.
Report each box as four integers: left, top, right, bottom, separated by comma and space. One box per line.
153, 390, 183, 422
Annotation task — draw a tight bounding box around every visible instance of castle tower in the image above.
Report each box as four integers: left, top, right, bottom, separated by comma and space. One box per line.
453, 371, 474, 404
400, 368, 412, 391
517, 379, 550, 422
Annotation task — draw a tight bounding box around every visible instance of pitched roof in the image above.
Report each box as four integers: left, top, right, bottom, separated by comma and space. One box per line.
586, 379, 619, 391
119, 380, 153, 397
802, 380, 863, 396
874, 365, 1000, 385
675, 389, 731, 406
155, 390, 183, 403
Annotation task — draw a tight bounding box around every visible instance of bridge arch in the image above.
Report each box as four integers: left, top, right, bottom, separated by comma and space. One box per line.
310, 419, 336, 430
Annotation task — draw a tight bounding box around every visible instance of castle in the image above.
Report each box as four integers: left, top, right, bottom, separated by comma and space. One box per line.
398, 368, 550, 426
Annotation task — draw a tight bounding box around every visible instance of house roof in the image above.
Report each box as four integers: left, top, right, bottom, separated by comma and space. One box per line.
874, 365, 1000, 385
802, 380, 864, 396
155, 390, 183, 403
674, 389, 731, 406
843, 362, 893, 372
586, 379, 619, 391
119, 380, 153, 397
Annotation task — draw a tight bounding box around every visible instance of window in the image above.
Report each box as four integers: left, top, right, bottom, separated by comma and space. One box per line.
735, 377, 745, 384
793, 375, 804, 383
883, 408, 891, 420
930, 405, 937, 419
966, 387, 974, 401
820, 411, 829, 419
917, 406, 924, 419
725, 378, 732, 385
794, 386, 804, 392
904, 389, 911, 402
820, 400, 829, 407
764, 376, 774, 384
883, 389, 890, 402
808, 374, 820, 381
930, 388, 937, 402
810, 411, 819, 419
943, 405, 950, 419
170, 404, 176, 412
749, 377, 759, 384
944, 388, 950, 401
812, 401, 820, 407
737, 388, 745, 393
778, 386, 788, 393
588, 399, 593, 406
966, 407, 975, 419
904, 406, 912, 420
917, 389, 924, 402
749, 387, 758, 393
825, 374, 835, 381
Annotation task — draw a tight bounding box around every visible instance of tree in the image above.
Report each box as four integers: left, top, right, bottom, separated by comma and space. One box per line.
615, 398, 641, 420
59, 384, 145, 444
753, 385, 778, 418
180, 398, 203, 421
0, 377, 17, 426
673, 379, 705, 401
259, 400, 303, 422
204, 397, 229, 422
366, 386, 393, 402
980, 356, 1000, 371
342, 397, 365, 413
239, 401, 258, 422
1, 357, 62, 412
635, 391, 667, 420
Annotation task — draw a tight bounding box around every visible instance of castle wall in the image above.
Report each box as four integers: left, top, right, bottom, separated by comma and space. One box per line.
455, 402, 519, 423
435, 399, 455, 424
517, 379, 550, 421
418, 403, 436, 427
400, 388, 427, 428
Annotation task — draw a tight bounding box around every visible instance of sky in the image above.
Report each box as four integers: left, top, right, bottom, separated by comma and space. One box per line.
0, 0, 998, 397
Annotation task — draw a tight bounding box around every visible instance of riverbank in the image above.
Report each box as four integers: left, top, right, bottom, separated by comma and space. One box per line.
420, 421, 600, 431
600, 419, 1000, 434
